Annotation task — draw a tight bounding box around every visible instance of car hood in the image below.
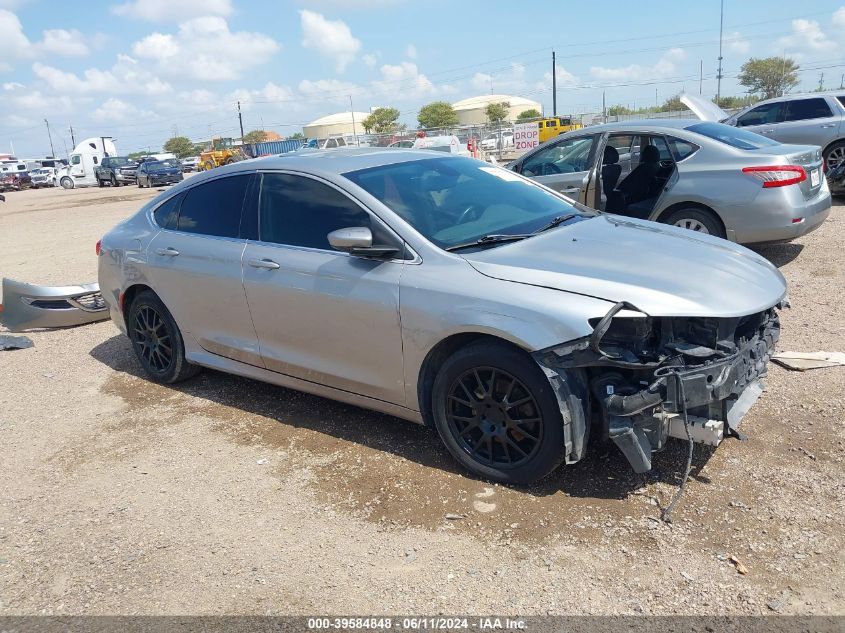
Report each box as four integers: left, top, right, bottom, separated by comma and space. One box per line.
681, 93, 729, 122
462, 215, 787, 318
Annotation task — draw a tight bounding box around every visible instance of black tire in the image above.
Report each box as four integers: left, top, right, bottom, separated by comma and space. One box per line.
138, 178, 145, 188
662, 207, 725, 238
97, 178, 104, 188
824, 140, 845, 171
60, 177, 73, 190
111, 175, 118, 187
431, 340, 567, 484
127, 290, 200, 384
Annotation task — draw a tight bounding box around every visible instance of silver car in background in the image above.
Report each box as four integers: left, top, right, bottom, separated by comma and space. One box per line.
702, 91, 845, 170
511, 119, 830, 244
99, 149, 786, 483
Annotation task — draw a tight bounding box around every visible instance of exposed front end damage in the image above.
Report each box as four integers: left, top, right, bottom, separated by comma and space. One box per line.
1, 277, 109, 332
534, 302, 782, 472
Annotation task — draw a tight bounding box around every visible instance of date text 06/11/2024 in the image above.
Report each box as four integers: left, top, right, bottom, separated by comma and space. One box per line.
306, 617, 527, 630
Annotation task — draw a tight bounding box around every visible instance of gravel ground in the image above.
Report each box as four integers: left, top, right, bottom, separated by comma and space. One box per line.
0, 184, 843, 616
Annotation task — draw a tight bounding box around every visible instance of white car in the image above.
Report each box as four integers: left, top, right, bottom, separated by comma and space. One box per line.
481, 131, 514, 151
412, 135, 471, 156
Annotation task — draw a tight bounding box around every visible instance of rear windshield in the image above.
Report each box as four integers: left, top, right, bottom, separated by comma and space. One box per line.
685, 122, 779, 150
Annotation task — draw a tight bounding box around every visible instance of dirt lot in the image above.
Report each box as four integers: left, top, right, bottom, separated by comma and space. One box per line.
0, 183, 843, 616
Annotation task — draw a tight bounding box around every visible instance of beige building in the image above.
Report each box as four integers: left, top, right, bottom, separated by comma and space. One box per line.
452, 94, 542, 125
303, 111, 371, 139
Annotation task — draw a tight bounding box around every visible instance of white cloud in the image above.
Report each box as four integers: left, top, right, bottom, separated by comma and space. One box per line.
33, 56, 171, 96
92, 97, 154, 123
229, 82, 296, 110
0, 9, 30, 68
111, 0, 232, 21
776, 19, 837, 54
834, 7, 845, 27
535, 65, 578, 92
298, 77, 358, 98
131, 17, 279, 81
37, 29, 90, 56
375, 61, 435, 98
590, 48, 686, 81
362, 53, 378, 68
725, 31, 750, 54
300, 10, 361, 72
3, 81, 23, 90
405, 43, 417, 59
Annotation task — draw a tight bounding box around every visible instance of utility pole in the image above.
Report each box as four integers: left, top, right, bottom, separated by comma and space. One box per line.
716, 0, 724, 104
237, 101, 245, 142
840, 73, 844, 89
44, 119, 55, 158
818, 72, 824, 92
699, 59, 703, 95
602, 91, 607, 124
552, 50, 557, 117
349, 95, 359, 147
68, 124, 75, 147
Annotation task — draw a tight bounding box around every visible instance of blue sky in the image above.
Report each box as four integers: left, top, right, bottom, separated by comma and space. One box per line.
2, 0, 845, 157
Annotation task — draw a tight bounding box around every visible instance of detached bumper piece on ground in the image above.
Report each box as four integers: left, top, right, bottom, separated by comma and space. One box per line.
535, 302, 781, 473
1, 278, 109, 332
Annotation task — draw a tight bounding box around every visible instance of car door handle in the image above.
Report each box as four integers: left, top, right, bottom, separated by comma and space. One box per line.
155, 247, 179, 257
820, 123, 836, 128
560, 187, 580, 194
248, 258, 280, 270
761, 129, 774, 134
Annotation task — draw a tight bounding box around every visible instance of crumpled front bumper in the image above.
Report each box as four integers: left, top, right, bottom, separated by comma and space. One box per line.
1, 278, 109, 332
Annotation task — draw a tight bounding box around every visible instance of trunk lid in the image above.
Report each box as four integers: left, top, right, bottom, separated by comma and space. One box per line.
462, 215, 787, 318
681, 93, 729, 122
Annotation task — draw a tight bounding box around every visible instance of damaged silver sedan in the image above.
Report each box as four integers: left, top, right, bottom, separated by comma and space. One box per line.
98, 150, 786, 483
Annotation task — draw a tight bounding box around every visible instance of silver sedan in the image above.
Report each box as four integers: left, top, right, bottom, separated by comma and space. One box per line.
99, 149, 786, 483
511, 119, 831, 244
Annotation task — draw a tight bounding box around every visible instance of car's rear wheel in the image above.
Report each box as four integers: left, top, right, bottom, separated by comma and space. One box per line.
127, 290, 200, 384
824, 141, 845, 171
663, 207, 725, 238
431, 340, 567, 484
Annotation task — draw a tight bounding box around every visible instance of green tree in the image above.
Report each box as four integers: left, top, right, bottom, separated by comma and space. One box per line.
738, 56, 800, 100
714, 95, 759, 109
516, 108, 542, 121
417, 101, 458, 129
656, 94, 684, 113
127, 151, 148, 160
362, 107, 401, 134
289, 132, 304, 140
485, 101, 510, 124
607, 104, 633, 116
163, 136, 194, 158
243, 129, 269, 143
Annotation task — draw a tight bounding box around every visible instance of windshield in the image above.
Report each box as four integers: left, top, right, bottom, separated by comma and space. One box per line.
685, 122, 780, 150
343, 157, 593, 250
111, 158, 130, 166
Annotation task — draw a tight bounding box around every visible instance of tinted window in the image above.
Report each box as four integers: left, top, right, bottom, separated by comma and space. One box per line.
344, 157, 593, 250
153, 193, 183, 230
667, 136, 699, 161
522, 135, 595, 176
71, 155, 81, 165
259, 173, 371, 249
177, 175, 250, 238
686, 122, 780, 150
839, 96, 845, 109
736, 102, 783, 127
783, 98, 832, 121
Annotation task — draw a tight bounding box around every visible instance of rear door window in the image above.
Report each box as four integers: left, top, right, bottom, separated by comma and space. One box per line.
176, 175, 251, 238
667, 136, 699, 161
783, 98, 833, 121
736, 102, 784, 127
153, 193, 183, 230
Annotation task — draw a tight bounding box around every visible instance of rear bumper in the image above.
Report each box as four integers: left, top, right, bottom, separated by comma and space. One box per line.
734, 184, 832, 244
1, 278, 109, 332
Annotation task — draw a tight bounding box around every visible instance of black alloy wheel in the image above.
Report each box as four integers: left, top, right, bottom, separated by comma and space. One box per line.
127, 290, 200, 383
446, 367, 542, 468
131, 304, 173, 374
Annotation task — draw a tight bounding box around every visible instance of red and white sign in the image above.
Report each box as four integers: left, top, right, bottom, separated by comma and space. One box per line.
513, 122, 540, 152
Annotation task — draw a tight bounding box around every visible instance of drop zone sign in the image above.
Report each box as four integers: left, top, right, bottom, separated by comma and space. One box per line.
513, 122, 540, 152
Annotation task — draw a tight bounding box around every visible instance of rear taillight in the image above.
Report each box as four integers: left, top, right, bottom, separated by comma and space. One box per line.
95, 239, 102, 256
742, 165, 806, 188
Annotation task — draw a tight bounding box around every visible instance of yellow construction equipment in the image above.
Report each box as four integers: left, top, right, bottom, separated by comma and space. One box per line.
197, 137, 244, 171
536, 116, 583, 143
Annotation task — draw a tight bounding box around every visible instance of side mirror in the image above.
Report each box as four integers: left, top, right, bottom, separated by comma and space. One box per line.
327, 227, 399, 259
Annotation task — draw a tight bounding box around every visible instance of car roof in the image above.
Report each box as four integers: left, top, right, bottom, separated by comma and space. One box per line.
178, 148, 455, 182
753, 91, 845, 104
564, 119, 703, 134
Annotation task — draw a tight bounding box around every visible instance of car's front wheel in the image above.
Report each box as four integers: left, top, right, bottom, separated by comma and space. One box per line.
60, 177, 73, 189
127, 290, 200, 384
431, 340, 567, 484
